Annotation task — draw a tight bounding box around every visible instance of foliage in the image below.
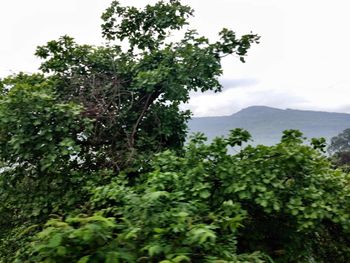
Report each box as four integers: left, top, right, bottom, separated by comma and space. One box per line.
3, 1, 350, 262
0, 1, 260, 261
17, 215, 124, 263
328, 128, 350, 155
16, 129, 350, 262
0, 75, 96, 259
328, 128, 350, 171
0, 80, 90, 170
33, 0, 259, 170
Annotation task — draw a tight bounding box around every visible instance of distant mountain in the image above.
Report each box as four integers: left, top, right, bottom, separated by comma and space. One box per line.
187, 106, 350, 146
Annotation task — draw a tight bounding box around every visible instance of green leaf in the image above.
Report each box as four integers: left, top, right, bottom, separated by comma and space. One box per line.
77, 256, 90, 263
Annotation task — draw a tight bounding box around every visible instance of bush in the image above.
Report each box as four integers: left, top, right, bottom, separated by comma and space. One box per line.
17, 130, 350, 262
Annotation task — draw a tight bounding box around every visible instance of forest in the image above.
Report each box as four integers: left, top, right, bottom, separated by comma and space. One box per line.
1, 1, 350, 262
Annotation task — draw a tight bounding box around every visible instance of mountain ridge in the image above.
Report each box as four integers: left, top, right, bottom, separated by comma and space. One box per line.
187, 106, 350, 145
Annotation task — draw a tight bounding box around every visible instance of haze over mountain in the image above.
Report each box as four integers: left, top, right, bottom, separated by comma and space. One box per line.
188, 106, 350, 146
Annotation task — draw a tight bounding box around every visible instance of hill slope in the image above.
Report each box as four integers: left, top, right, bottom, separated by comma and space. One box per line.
187, 106, 350, 145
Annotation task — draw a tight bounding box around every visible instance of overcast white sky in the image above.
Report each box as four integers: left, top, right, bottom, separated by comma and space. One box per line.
1, 0, 350, 116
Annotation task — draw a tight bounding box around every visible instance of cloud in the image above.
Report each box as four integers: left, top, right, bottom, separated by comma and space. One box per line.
2, 0, 350, 117
220, 78, 259, 89
183, 81, 307, 117
188, 77, 259, 99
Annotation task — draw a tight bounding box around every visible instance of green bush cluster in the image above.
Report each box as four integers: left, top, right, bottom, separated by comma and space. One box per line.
12, 130, 350, 263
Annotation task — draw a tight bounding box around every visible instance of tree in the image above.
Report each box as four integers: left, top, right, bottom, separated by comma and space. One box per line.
33, 0, 260, 171
328, 129, 350, 170
0, 1, 259, 261
328, 128, 350, 155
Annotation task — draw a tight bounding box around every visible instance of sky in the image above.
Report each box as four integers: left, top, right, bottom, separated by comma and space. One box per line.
1, 0, 350, 117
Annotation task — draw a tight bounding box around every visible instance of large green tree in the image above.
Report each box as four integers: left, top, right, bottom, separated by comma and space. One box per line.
33, 0, 259, 171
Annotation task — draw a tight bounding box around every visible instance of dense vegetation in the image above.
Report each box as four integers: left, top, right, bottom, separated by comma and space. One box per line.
1, 1, 350, 262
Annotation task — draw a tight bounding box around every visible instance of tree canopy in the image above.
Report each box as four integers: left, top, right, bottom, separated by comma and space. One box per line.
32, 0, 259, 171
328, 128, 350, 155
328, 128, 350, 171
